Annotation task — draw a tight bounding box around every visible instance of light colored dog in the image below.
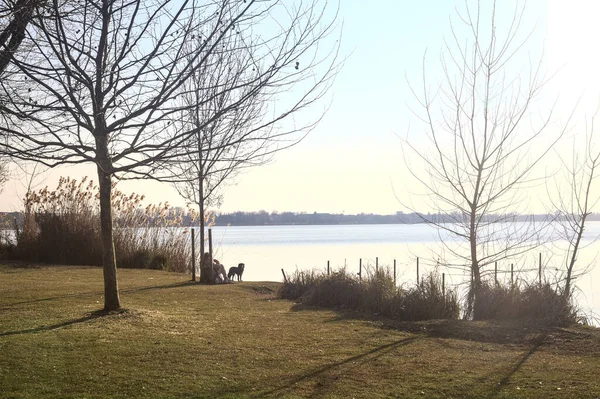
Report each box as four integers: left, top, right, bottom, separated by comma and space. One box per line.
212, 258, 228, 283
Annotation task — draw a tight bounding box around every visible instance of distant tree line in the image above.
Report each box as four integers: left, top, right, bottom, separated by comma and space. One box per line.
211, 211, 600, 226
214, 211, 420, 225
5, 209, 600, 229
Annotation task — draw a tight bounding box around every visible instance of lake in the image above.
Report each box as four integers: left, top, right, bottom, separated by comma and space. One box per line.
207, 223, 600, 323
2, 221, 599, 323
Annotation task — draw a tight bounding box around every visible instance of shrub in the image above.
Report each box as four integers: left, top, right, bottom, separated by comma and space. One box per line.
279, 266, 461, 321
303, 268, 362, 309
400, 272, 460, 320
474, 281, 578, 325
279, 269, 325, 301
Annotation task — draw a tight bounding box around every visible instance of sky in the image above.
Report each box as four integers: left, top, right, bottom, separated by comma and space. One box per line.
2, 0, 600, 215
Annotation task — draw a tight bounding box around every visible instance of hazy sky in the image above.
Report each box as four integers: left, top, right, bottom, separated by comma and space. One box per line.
2, 0, 599, 214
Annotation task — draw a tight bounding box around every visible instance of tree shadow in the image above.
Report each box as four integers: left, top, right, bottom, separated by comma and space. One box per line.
252, 336, 420, 398
479, 334, 547, 399
0, 290, 105, 310
0, 308, 123, 337
1, 281, 197, 311
290, 303, 561, 346
121, 280, 197, 294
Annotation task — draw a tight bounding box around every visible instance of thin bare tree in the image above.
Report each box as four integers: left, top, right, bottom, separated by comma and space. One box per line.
0, 0, 338, 310
401, 1, 565, 319
164, 10, 338, 282
551, 119, 600, 299
171, 45, 265, 282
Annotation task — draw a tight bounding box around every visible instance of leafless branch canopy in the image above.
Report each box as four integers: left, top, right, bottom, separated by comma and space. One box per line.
549, 115, 600, 297
401, 1, 564, 317
0, 0, 339, 179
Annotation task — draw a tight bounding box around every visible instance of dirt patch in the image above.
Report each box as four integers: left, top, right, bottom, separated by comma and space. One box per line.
249, 285, 275, 295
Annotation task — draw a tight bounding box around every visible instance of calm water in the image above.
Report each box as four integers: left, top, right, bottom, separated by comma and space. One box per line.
3, 222, 598, 322
208, 223, 600, 323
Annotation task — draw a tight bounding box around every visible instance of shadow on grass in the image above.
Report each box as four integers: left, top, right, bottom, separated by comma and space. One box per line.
0, 290, 105, 310
459, 334, 547, 399
0, 309, 124, 337
488, 335, 546, 398
252, 336, 420, 398
291, 303, 560, 346
1, 281, 197, 311
121, 281, 197, 294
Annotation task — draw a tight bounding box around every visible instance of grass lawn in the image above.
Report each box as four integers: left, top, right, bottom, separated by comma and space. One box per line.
1, 262, 599, 399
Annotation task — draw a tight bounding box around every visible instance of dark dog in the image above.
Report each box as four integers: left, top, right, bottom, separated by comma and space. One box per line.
227, 263, 245, 281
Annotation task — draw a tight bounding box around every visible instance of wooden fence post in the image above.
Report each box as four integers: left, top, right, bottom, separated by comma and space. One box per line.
416, 257, 420, 286
359, 258, 362, 281
376, 257, 378, 273
393, 259, 397, 286
191, 228, 196, 281
208, 228, 214, 285
494, 261, 498, 287
327, 260, 330, 276
539, 253, 542, 285
281, 269, 288, 283
511, 263, 514, 286
442, 273, 445, 298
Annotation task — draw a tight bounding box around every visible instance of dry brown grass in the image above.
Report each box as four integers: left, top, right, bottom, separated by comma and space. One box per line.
1, 262, 599, 399
10, 176, 196, 272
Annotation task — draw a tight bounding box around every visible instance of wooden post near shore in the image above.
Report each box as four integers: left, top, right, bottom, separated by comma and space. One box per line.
494, 261, 498, 287
281, 269, 288, 283
208, 228, 214, 284
376, 257, 378, 273
358, 258, 362, 281
511, 263, 514, 287
442, 273, 445, 298
327, 260, 330, 276
416, 257, 420, 286
539, 253, 542, 285
191, 228, 196, 281
393, 259, 397, 286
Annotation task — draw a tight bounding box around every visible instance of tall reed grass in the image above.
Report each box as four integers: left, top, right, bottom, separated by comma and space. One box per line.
280, 266, 460, 321
12, 177, 195, 272
473, 281, 578, 325
280, 265, 579, 325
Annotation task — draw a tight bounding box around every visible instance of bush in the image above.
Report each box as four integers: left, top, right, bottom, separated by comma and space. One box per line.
399, 273, 460, 320
303, 269, 362, 309
474, 281, 578, 325
279, 266, 461, 322
280, 267, 577, 325
13, 176, 194, 273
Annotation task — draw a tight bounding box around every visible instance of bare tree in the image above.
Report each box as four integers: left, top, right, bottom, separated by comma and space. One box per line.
0, 0, 45, 76
1, 0, 47, 186
171, 43, 265, 282
401, 1, 564, 319
0, 0, 338, 310
165, 9, 338, 282
551, 120, 600, 299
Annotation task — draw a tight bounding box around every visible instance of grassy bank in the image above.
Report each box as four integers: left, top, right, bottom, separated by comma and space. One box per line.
1, 263, 599, 399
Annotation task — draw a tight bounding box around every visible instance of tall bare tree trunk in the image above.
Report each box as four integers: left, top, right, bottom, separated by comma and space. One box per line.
199, 175, 206, 281
96, 135, 120, 310
469, 203, 482, 319
564, 217, 584, 299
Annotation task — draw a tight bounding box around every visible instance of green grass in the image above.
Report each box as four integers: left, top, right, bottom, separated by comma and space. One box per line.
1, 262, 599, 399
